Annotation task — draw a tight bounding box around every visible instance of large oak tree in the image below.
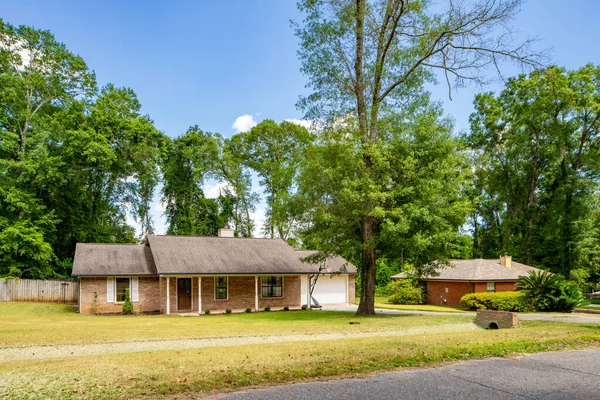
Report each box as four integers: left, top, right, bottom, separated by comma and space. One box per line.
295, 0, 543, 315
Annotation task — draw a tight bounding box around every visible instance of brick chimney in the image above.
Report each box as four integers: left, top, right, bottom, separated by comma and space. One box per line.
500, 253, 512, 268
218, 225, 235, 238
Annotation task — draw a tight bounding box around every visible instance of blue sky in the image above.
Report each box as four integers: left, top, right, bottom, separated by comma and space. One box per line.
3, 0, 600, 236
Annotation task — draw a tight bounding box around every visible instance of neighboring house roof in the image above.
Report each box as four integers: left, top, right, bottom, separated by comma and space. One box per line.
72, 244, 157, 276
390, 259, 543, 282
146, 235, 317, 275
296, 250, 357, 274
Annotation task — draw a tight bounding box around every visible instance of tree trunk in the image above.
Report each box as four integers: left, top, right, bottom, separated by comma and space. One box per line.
526, 130, 540, 265
356, 217, 377, 315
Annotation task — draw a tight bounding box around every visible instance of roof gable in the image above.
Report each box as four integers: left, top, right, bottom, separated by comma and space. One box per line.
296, 250, 357, 274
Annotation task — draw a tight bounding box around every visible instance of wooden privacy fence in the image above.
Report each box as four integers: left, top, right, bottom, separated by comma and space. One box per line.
0, 278, 79, 303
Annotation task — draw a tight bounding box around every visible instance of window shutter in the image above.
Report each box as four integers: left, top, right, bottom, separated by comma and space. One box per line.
131, 277, 139, 302
106, 277, 115, 303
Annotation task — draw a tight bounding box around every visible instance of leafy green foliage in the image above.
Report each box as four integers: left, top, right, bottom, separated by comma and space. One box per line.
0, 20, 167, 277
460, 292, 529, 312
294, 0, 537, 315
122, 289, 133, 315
231, 120, 312, 239
386, 280, 424, 305
517, 270, 587, 312
467, 66, 600, 285
516, 270, 560, 311
535, 280, 587, 312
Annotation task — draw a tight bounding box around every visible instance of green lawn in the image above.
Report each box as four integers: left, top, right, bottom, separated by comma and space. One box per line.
0, 302, 472, 347
1, 302, 600, 399
355, 296, 469, 313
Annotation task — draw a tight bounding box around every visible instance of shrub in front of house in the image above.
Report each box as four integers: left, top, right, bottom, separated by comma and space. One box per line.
245, 308, 252, 313
301, 305, 307, 310
225, 308, 232, 314
460, 292, 529, 312
535, 280, 587, 312
204, 309, 211, 315
283, 306, 289, 311
387, 280, 424, 305
122, 289, 134, 315
264, 306, 271, 312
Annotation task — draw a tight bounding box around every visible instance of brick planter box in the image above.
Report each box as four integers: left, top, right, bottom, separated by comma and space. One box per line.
476, 309, 517, 329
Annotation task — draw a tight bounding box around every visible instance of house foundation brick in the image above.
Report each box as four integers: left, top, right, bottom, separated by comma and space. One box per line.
476, 309, 517, 329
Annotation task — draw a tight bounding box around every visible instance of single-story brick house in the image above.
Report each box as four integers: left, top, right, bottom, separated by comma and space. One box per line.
391, 255, 542, 307
72, 228, 356, 314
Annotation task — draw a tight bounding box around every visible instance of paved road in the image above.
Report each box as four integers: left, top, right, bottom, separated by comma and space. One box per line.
221, 348, 600, 399
322, 303, 600, 324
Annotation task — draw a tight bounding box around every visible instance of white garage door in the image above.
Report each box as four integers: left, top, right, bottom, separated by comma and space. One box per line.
311, 274, 348, 304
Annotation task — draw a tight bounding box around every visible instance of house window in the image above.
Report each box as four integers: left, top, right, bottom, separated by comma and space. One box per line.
262, 276, 283, 298
116, 278, 130, 302
215, 276, 228, 300
487, 282, 495, 292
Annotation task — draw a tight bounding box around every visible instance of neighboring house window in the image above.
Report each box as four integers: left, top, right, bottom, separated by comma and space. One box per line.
262, 276, 283, 298
487, 282, 495, 292
116, 278, 130, 302
215, 276, 228, 300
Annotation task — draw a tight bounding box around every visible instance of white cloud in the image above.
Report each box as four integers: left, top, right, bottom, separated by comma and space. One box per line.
250, 208, 266, 238
285, 118, 313, 130
203, 181, 232, 198
232, 114, 257, 133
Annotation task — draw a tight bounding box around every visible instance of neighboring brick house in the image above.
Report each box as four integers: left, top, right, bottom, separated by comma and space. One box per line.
72, 228, 356, 315
391, 256, 542, 307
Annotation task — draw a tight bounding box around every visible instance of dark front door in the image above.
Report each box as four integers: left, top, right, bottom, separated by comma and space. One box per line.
178, 278, 192, 310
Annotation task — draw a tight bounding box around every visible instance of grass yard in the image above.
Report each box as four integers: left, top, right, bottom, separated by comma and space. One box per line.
356, 296, 469, 313
1, 303, 600, 399
0, 302, 471, 347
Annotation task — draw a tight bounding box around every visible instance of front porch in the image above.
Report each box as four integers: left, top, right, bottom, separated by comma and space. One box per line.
160, 275, 304, 315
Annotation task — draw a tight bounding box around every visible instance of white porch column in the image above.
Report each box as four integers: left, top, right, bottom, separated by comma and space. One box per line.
255, 276, 259, 311
166, 276, 170, 315
198, 277, 202, 315
307, 276, 311, 309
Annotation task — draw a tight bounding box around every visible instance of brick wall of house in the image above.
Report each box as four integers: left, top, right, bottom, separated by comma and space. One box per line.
348, 274, 356, 303
473, 281, 517, 293
426, 281, 473, 307
79, 276, 160, 314
426, 280, 519, 307
475, 309, 517, 329
259, 275, 301, 309
496, 281, 517, 291
199, 276, 256, 312
159, 277, 179, 314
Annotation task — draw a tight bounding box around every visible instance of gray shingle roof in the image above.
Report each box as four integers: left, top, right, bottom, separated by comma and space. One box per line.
147, 235, 317, 275
391, 259, 543, 281
72, 244, 156, 276
296, 250, 357, 274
